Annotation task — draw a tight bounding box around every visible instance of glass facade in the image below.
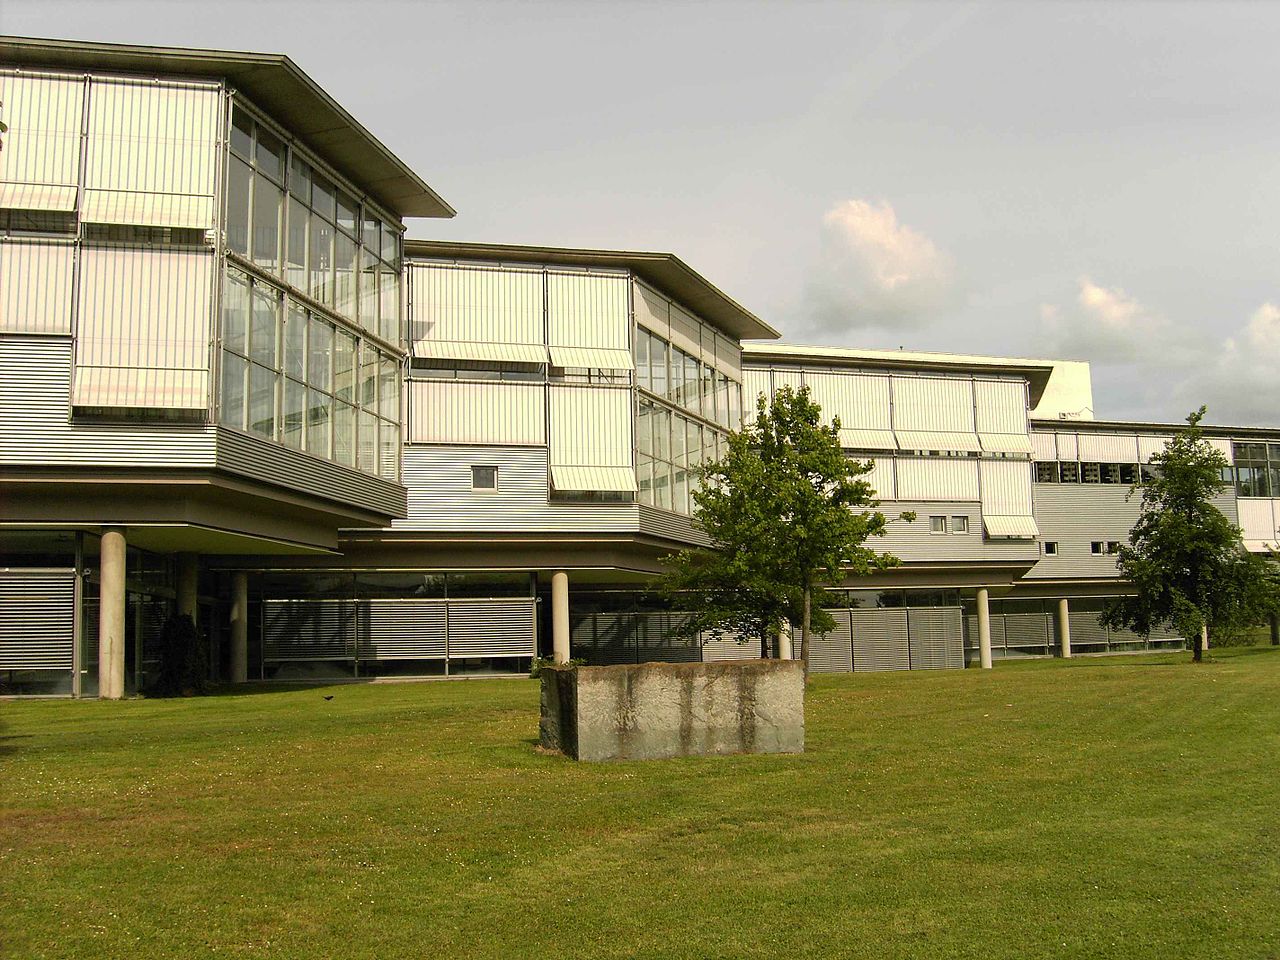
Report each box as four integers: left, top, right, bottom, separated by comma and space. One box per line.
634, 326, 741, 515
221, 104, 403, 480
1232, 442, 1280, 498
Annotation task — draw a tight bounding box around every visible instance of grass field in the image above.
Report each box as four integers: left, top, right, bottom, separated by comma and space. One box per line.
3, 648, 1280, 959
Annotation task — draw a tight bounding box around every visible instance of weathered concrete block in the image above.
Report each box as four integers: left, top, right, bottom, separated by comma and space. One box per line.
539, 660, 804, 761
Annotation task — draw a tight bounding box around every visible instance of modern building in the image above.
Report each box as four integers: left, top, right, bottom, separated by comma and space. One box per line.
1, 37, 1277, 696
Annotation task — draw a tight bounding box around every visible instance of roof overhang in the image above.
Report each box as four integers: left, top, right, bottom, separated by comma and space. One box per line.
403, 239, 780, 342
0, 35, 455, 220
1031, 417, 1280, 439
743, 342, 1056, 408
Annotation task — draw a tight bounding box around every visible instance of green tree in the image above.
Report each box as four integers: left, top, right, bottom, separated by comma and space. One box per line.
1101, 407, 1280, 662
661, 386, 913, 676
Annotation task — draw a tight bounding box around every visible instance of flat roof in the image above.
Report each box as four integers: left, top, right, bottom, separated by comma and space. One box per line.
1032, 417, 1280, 439
0, 35, 455, 220
743, 342, 1056, 407
403, 239, 780, 342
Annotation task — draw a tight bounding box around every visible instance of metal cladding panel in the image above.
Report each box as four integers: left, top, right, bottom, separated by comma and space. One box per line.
893, 375, 975, 433
700, 630, 762, 661
1207, 437, 1234, 461
801, 609, 852, 673
0, 72, 85, 202
1, 240, 75, 334
1027, 485, 1140, 580
967, 612, 1008, 649
741, 369, 771, 423
772, 369, 804, 393
632, 281, 670, 336
1003, 612, 1051, 649
714, 331, 742, 381
636, 612, 702, 663
979, 459, 1036, 522
1068, 609, 1108, 646
896, 457, 980, 501
0, 336, 217, 466
0, 572, 75, 670
667, 301, 704, 362
396, 445, 641, 533
1056, 432, 1078, 461
262, 600, 356, 661
864, 456, 896, 500
1030, 431, 1057, 461
216, 428, 406, 518
547, 271, 630, 351
407, 380, 545, 445
1137, 435, 1174, 461
805, 370, 891, 429
408, 262, 544, 355
974, 379, 1028, 434
1238, 499, 1278, 543
73, 246, 213, 409
906, 607, 965, 670
446, 600, 537, 659
358, 600, 446, 659
84, 78, 220, 224
850, 607, 910, 672
549, 384, 633, 468
637, 504, 712, 547
1077, 433, 1140, 462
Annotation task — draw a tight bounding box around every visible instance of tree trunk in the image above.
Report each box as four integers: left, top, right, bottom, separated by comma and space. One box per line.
800, 584, 812, 682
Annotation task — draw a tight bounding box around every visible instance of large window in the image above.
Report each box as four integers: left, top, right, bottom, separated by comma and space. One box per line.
1232, 442, 1280, 498
226, 105, 402, 345
635, 327, 738, 431
636, 397, 722, 515
220, 266, 400, 480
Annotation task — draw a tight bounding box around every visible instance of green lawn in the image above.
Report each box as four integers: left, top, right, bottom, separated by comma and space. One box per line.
3, 649, 1280, 959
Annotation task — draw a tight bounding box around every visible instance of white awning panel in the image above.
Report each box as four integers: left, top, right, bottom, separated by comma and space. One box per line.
412, 340, 547, 364
839, 428, 897, 451
979, 433, 1033, 455
895, 430, 983, 453
548, 346, 635, 370
81, 190, 215, 229
0, 182, 78, 211
982, 515, 1040, 539
72, 366, 209, 410
550, 465, 638, 492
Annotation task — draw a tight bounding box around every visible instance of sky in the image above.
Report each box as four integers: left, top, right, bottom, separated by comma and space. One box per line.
4, 0, 1279, 426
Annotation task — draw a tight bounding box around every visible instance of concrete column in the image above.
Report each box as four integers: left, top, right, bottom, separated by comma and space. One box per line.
777, 622, 793, 660
98, 527, 127, 700
1058, 598, 1072, 659
176, 552, 199, 625
976, 587, 993, 670
1270, 612, 1279, 646
1200, 624, 1210, 653
230, 571, 249, 684
551, 570, 570, 664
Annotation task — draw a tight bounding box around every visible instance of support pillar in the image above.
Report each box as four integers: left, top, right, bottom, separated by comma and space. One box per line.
778, 622, 793, 661
551, 570, 570, 664
1200, 624, 1209, 653
98, 527, 127, 700
177, 552, 199, 625
230, 572, 249, 684
1270, 612, 1279, 646
1058, 598, 1072, 659
976, 587, 993, 670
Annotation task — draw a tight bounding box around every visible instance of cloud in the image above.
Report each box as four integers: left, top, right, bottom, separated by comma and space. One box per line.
1039, 277, 1176, 362
1183, 302, 1280, 424
805, 199, 957, 333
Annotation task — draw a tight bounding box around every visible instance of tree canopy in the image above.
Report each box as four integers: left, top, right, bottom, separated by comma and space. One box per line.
660, 386, 912, 675
1101, 407, 1280, 661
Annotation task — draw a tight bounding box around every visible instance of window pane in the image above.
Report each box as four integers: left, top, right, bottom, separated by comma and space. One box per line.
286, 198, 307, 291
651, 338, 668, 399
289, 152, 310, 202
334, 232, 358, 319
225, 156, 251, 256
282, 378, 305, 450
255, 126, 285, 181
312, 172, 336, 222
687, 421, 701, 467
248, 362, 277, 439
284, 302, 307, 380
309, 216, 333, 305
361, 352, 380, 414
635, 332, 650, 391
674, 468, 689, 515
671, 415, 688, 467
378, 417, 398, 480
230, 106, 253, 159
334, 331, 357, 402
363, 215, 381, 259
380, 356, 399, 416
381, 223, 400, 268
379, 269, 399, 343
655, 407, 671, 461
334, 400, 357, 467
636, 401, 652, 457
335, 190, 358, 235
251, 174, 282, 272
684, 355, 700, 415
727, 379, 741, 428
223, 270, 250, 355
358, 409, 378, 474
308, 316, 333, 390
636, 456, 653, 506
307, 389, 331, 459
360, 257, 379, 333
655, 461, 672, 511
249, 283, 279, 368
219, 350, 246, 429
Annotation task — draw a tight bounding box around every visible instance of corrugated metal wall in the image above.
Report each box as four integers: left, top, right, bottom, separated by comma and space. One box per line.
0, 571, 75, 671
1239, 499, 1280, 544
850, 607, 910, 671
83, 78, 220, 228
73, 246, 214, 409
0, 336, 217, 466
893, 376, 975, 433
0, 240, 75, 334
978, 459, 1036, 521
547, 271, 630, 351
896, 457, 980, 501
793, 604, 965, 673
407, 262, 544, 354
548, 384, 634, 469
406, 380, 545, 445
0, 71, 84, 209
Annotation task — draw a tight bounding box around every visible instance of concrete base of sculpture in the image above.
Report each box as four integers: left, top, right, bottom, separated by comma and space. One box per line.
539, 659, 804, 762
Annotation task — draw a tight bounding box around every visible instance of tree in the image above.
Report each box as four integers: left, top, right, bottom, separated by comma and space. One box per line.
661, 386, 913, 677
1101, 407, 1280, 662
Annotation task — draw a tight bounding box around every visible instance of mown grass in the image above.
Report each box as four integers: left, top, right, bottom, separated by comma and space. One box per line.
3, 648, 1279, 959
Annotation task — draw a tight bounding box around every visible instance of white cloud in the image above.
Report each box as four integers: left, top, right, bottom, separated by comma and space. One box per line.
1039, 277, 1175, 362
805, 199, 957, 333
1184, 302, 1280, 424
